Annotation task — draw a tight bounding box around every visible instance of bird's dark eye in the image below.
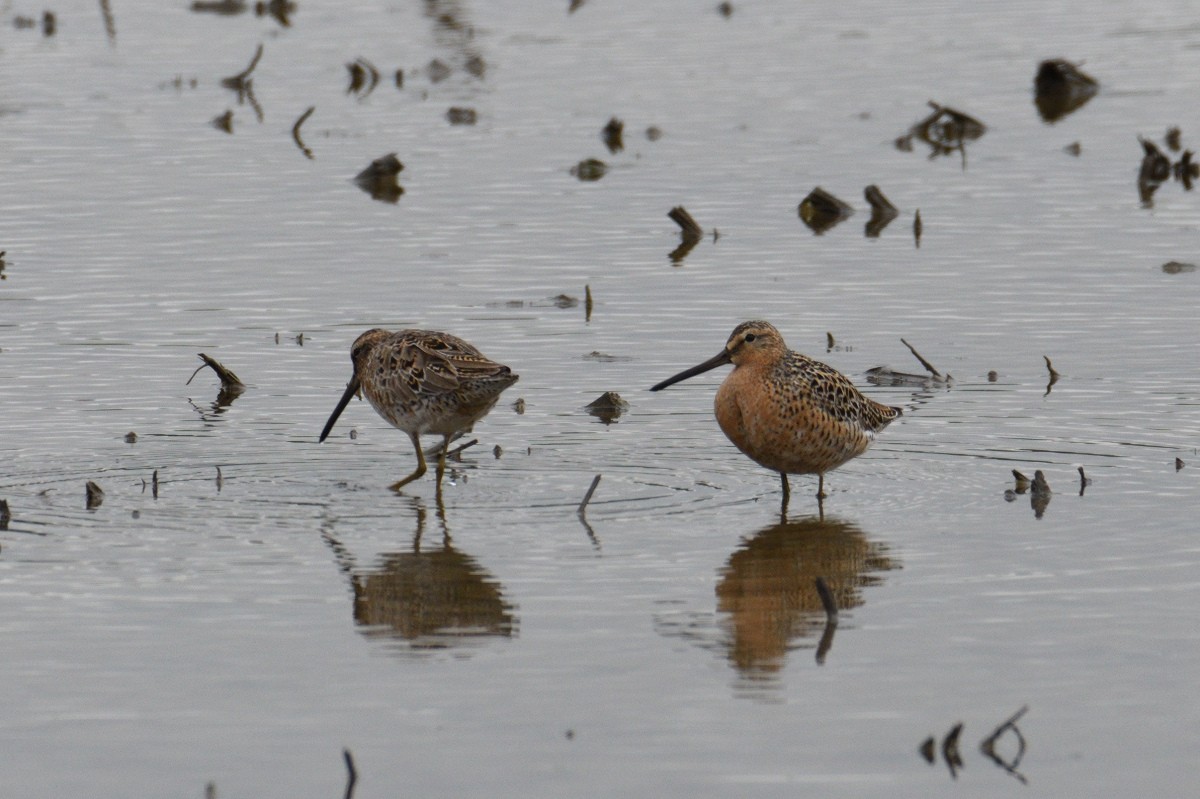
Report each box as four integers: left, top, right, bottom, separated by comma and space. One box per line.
744, 333, 757, 343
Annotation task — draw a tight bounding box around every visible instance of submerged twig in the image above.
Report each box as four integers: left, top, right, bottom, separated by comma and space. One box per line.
1044, 355, 1060, 395
445, 438, 478, 461
221, 43, 263, 91
292, 105, 315, 159
578, 474, 602, 514
979, 705, 1029, 784
342, 748, 358, 799
900, 338, 943, 379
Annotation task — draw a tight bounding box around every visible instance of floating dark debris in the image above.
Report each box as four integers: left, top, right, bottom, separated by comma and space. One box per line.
1078, 466, 1092, 495
941, 723, 964, 779
571, 158, 607, 181
191, 0, 246, 14
512, 398, 525, 414
211, 110, 234, 133
465, 54, 486, 79
1034, 59, 1098, 124
1162, 261, 1196, 274
1138, 135, 1171, 205
292, 106, 315, 159
1165, 126, 1182, 152
255, 0, 295, 26
425, 58, 451, 83
1176, 457, 1185, 471
863, 184, 899, 238
1031, 470, 1051, 518
717, 1, 733, 17
987, 370, 998, 382
552, 294, 578, 309
865, 339, 952, 387
645, 126, 663, 141
602, 117, 624, 154
446, 107, 477, 125
354, 153, 405, 203
124, 431, 138, 444
897, 101, 986, 163
1012, 469, 1030, 494
585, 391, 629, 424
668, 205, 703, 262
346, 58, 380, 98
913, 209, 923, 248
86, 481, 104, 510
42, 10, 56, 35
0, 499, 10, 531
1173, 149, 1198, 190
799, 187, 853, 235
1138, 130, 1199, 203
568, 0, 587, 13
394, 69, 404, 89
582, 351, 632, 363
1064, 141, 1082, 156
585, 284, 593, 322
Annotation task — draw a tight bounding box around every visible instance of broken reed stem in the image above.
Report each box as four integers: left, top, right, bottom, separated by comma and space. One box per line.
667, 206, 702, 239
342, 748, 358, 799
188, 354, 245, 389
1044, 355, 1060, 378
445, 438, 478, 459
578, 474, 602, 514
292, 106, 315, 159
233, 43, 263, 82
900, 338, 942, 378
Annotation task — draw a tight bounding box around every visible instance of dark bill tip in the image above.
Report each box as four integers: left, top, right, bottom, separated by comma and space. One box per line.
319, 376, 360, 442
649, 350, 731, 391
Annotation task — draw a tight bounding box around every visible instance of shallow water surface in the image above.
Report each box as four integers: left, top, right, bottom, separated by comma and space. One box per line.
2, 1, 1199, 797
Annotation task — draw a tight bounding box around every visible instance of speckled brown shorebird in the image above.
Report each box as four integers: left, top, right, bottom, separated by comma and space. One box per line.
650, 321, 901, 503
319, 329, 518, 490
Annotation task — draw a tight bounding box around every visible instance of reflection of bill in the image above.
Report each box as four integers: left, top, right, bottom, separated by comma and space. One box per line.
715, 515, 897, 679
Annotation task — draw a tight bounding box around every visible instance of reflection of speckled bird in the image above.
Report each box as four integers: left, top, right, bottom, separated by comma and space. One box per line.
651, 321, 900, 502
320, 329, 518, 490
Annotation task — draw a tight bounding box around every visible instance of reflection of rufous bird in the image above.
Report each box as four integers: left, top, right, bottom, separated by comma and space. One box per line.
651, 321, 900, 502
716, 516, 897, 678
320, 329, 518, 489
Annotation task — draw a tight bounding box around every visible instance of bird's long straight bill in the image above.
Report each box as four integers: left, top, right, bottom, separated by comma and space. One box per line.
650, 350, 732, 391
319, 375, 360, 442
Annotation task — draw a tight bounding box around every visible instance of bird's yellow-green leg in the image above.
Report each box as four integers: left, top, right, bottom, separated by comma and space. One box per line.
390, 432, 428, 491
434, 433, 453, 485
